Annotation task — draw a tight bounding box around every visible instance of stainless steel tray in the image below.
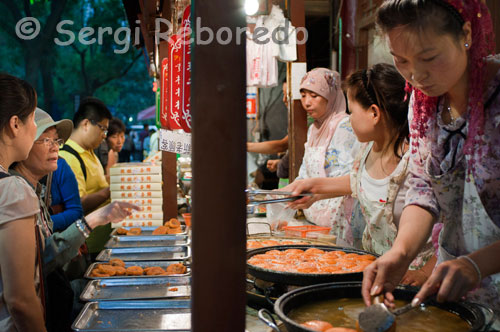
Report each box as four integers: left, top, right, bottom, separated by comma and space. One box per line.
72, 300, 191, 331
85, 260, 191, 279
96, 246, 191, 262
110, 226, 187, 237
105, 235, 190, 248
80, 277, 191, 301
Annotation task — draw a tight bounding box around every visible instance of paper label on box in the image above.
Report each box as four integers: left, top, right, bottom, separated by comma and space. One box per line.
125, 212, 163, 220
111, 191, 163, 199
112, 220, 164, 228
112, 198, 163, 206
110, 175, 162, 184
109, 163, 161, 176
110, 183, 162, 192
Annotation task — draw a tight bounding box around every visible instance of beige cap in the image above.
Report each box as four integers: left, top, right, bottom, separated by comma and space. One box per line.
34, 108, 73, 142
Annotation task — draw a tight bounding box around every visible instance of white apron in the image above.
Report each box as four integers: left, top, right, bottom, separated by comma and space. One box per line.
301, 145, 354, 246
427, 154, 500, 325
351, 143, 433, 268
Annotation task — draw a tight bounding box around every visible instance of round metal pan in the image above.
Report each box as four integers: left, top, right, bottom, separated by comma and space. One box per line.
247, 245, 378, 286
270, 282, 488, 332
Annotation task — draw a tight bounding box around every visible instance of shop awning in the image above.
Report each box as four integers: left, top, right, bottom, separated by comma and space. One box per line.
136, 105, 155, 120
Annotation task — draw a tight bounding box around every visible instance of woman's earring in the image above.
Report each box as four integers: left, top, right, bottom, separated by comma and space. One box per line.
465, 43, 469, 48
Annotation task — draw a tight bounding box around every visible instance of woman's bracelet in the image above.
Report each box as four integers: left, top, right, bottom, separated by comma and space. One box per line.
81, 217, 93, 232
75, 219, 90, 238
459, 255, 482, 286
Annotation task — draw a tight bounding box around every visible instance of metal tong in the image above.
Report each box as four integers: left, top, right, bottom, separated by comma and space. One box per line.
246, 189, 314, 206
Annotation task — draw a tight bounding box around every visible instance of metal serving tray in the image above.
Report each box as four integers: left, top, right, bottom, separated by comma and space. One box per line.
85, 261, 190, 279
80, 277, 191, 301
96, 246, 191, 262
110, 226, 187, 237
72, 300, 191, 331
105, 235, 190, 248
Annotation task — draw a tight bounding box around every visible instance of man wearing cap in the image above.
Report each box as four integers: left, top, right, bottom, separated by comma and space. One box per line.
59, 97, 112, 255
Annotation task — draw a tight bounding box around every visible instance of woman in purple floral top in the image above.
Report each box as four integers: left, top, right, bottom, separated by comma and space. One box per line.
361, 0, 500, 323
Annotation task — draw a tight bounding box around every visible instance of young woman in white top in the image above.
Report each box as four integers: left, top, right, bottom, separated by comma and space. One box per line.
287, 64, 435, 285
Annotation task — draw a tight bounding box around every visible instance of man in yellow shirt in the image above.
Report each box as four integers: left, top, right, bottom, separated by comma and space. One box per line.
59, 97, 112, 254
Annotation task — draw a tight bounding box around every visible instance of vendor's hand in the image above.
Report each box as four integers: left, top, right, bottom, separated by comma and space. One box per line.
266, 159, 280, 172
413, 257, 480, 306
86, 201, 141, 228
362, 249, 412, 308
287, 194, 319, 210
401, 269, 430, 287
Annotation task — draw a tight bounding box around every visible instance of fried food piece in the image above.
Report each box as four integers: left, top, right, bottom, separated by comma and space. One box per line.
144, 266, 166, 275
126, 266, 144, 276
90, 269, 110, 277
116, 227, 128, 235
168, 287, 178, 292
97, 264, 117, 276
109, 258, 126, 267
113, 266, 127, 276
165, 218, 181, 228
126, 227, 142, 236
152, 225, 169, 235
165, 263, 187, 274
167, 227, 182, 234
301, 320, 334, 331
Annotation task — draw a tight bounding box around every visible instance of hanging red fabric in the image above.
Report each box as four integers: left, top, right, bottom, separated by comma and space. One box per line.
180, 5, 192, 133
167, 34, 183, 130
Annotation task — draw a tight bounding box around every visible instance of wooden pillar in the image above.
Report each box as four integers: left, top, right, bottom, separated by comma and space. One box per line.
289, 0, 307, 182
340, 0, 356, 79
191, 1, 247, 331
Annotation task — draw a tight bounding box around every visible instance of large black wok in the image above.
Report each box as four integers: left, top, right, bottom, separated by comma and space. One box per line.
247, 245, 378, 286
259, 282, 491, 332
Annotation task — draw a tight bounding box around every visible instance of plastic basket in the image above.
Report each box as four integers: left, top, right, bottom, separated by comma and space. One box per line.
282, 225, 331, 239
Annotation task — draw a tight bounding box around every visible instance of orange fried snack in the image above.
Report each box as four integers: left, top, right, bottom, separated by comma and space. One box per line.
152, 225, 169, 235
165, 218, 181, 228
109, 258, 126, 267
113, 266, 127, 276
144, 266, 167, 275
126, 266, 144, 276
165, 263, 187, 275
90, 269, 110, 277
116, 227, 128, 235
301, 320, 333, 331
97, 264, 117, 276
126, 227, 142, 236
167, 227, 182, 234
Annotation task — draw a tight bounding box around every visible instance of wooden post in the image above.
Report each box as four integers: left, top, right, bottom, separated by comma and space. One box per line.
289, 0, 307, 182
191, 1, 247, 331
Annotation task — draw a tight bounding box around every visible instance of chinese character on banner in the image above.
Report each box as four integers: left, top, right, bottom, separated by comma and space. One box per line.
160, 58, 169, 128
168, 35, 183, 130
180, 5, 192, 133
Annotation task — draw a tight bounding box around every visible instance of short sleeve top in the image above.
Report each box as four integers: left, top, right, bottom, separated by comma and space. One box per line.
0, 174, 40, 224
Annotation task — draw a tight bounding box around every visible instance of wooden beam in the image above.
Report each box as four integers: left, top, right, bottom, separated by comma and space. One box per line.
158, 41, 178, 221
191, 1, 247, 331
289, 0, 307, 182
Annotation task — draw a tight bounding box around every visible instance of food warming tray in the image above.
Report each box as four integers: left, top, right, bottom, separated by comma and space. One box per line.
105, 235, 189, 248
110, 226, 187, 237
80, 277, 191, 301
72, 300, 191, 331
96, 246, 191, 262
84, 260, 190, 279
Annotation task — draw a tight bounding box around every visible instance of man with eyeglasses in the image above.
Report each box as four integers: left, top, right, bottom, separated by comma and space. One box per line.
59, 97, 112, 256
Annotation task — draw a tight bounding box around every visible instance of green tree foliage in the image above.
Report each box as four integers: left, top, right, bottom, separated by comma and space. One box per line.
0, 0, 154, 123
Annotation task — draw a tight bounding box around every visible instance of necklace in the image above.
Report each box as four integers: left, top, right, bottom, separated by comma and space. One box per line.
447, 105, 457, 123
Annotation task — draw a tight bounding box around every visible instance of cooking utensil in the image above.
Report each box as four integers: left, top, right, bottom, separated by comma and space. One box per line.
246, 189, 314, 206
247, 245, 378, 286
260, 282, 488, 332
358, 296, 434, 332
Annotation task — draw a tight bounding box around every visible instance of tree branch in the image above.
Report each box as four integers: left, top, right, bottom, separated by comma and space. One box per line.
23, 0, 31, 18
0, 0, 25, 43
91, 51, 143, 92
71, 43, 91, 96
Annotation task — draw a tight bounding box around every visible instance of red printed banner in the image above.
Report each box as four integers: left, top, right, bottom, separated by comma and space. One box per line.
180, 5, 192, 133
168, 34, 183, 130
160, 58, 169, 128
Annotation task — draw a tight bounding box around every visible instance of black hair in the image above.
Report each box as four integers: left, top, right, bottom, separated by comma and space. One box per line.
73, 97, 112, 128
344, 63, 409, 159
0, 73, 37, 133
107, 117, 126, 137
377, 0, 465, 42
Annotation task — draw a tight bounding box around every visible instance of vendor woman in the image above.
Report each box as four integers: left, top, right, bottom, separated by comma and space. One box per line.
361, 0, 500, 325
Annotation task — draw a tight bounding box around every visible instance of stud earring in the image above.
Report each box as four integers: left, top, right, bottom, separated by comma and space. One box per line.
465, 43, 469, 48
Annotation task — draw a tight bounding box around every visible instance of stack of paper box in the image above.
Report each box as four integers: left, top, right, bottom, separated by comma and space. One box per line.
110, 162, 163, 227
